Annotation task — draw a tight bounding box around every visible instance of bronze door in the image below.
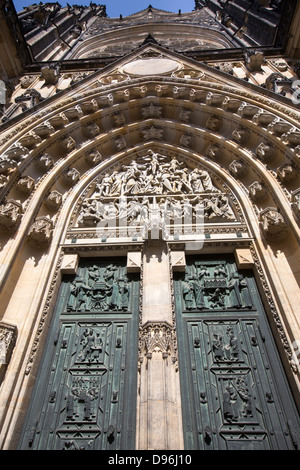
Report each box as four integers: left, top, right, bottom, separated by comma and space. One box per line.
19, 258, 140, 450
174, 255, 300, 450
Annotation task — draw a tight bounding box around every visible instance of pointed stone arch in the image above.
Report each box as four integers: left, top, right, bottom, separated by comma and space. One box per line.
0, 46, 300, 449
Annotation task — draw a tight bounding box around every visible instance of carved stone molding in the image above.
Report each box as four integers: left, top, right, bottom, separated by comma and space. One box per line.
232, 127, 250, 145
17, 175, 35, 195
206, 114, 222, 132
277, 163, 299, 184
60, 136, 76, 153
291, 188, 300, 217
113, 135, 126, 150
63, 168, 80, 187
138, 322, 177, 366
0, 199, 23, 233
180, 132, 192, 147
229, 160, 248, 178
85, 150, 102, 166
44, 190, 62, 211
37, 153, 54, 171
142, 126, 164, 141
83, 122, 100, 139
27, 216, 54, 248
255, 142, 275, 163
0, 322, 17, 381
259, 207, 288, 241
206, 144, 222, 160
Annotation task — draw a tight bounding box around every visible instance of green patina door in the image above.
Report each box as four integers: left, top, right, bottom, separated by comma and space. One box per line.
19, 258, 140, 450
174, 254, 300, 450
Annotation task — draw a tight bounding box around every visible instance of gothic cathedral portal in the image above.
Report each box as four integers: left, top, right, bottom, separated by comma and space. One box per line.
0, 2, 300, 451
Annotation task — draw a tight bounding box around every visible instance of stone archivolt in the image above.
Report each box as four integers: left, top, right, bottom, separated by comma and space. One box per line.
0, 70, 299, 248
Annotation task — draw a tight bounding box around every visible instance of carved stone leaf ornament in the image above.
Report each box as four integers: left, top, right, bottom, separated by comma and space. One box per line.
27, 216, 53, 248
0, 199, 23, 233
259, 207, 288, 241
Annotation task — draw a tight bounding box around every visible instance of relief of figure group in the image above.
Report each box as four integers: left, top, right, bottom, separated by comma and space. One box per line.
182, 264, 252, 310
67, 264, 130, 312
77, 151, 236, 228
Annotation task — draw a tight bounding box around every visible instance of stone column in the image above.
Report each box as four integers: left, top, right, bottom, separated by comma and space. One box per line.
136, 241, 184, 450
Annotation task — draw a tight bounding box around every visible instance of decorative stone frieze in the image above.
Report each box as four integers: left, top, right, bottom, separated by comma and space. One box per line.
0, 199, 23, 233
27, 216, 53, 248
16, 175, 35, 195
249, 181, 268, 202
222, 97, 242, 112
252, 111, 276, 126
237, 103, 260, 119
259, 207, 288, 242
48, 114, 68, 129
0, 175, 8, 188
0, 155, 18, 175
44, 190, 62, 211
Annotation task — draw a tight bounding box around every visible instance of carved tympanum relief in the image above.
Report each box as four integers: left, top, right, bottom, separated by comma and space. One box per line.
74, 150, 238, 239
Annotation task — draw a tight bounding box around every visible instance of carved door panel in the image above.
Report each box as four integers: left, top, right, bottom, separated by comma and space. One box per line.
174, 255, 300, 450
19, 258, 140, 450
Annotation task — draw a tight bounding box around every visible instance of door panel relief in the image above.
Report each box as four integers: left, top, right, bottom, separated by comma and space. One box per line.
19, 258, 139, 450
174, 255, 300, 450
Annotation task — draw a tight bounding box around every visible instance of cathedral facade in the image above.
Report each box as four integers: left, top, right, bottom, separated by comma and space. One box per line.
0, 0, 300, 450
